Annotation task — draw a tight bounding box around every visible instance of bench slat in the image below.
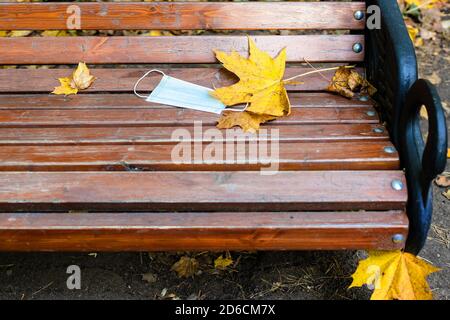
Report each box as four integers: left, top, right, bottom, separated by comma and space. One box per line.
0, 2, 366, 31
0, 141, 399, 172
0, 35, 365, 64
0, 67, 365, 93
0, 210, 407, 252
0, 124, 389, 145
0, 93, 372, 109
0, 171, 407, 212
0, 107, 379, 127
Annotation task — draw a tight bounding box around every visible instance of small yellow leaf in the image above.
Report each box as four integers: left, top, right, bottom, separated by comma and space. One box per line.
447, 149, 450, 158
0, 31, 8, 37
405, 0, 440, 9
8, 30, 33, 37
71, 62, 96, 90
51, 77, 78, 95
443, 189, 450, 200
420, 106, 429, 119
407, 25, 420, 42
41, 30, 68, 37
214, 254, 233, 270
171, 256, 199, 278
213, 37, 290, 117
350, 250, 440, 300
217, 111, 276, 133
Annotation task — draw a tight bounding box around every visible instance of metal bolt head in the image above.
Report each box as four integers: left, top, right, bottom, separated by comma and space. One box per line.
353, 43, 363, 54
391, 180, 404, 191
366, 110, 376, 117
392, 234, 404, 244
354, 10, 365, 21
359, 95, 370, 102
373, 127, 384, 133
384, 146, 396, 154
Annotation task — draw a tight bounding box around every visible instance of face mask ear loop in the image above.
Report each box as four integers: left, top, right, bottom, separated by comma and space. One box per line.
133, 69, 166, 99
221, 103, 249, 113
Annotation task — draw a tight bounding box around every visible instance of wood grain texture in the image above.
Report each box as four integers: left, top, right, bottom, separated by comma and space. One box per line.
0, 67, 366, 93
0, 210, 407, 252
0, 141, 400, 172
0, 93, 373, 109
0, 107, 379, 127
0, 124, 390, 145
0, 35, 365, 64
0, 171, 407, 212
0, 2, 366, 30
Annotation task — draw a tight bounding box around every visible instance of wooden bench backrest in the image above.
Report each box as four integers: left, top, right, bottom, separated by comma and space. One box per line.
0, 1, 367, 65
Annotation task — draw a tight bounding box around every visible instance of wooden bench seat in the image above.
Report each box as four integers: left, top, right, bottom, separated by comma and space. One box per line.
0, 1, 411, 252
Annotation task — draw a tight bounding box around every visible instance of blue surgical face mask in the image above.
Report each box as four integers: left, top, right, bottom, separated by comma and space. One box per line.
134, 69, 227, 114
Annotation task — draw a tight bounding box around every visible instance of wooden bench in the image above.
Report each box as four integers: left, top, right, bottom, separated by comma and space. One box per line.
0, 1, 446, 254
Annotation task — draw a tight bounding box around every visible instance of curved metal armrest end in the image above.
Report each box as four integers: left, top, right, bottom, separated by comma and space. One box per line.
399, 79, 448, 254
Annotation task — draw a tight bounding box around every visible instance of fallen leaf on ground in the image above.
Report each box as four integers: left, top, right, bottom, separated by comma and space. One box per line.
8, 30, 32, 37
420, 106, 429, 119
217, 111, 276, 133
350, 250, 440, 300
443, 189, 450, 200
435, 173, 450, 187
171, 256, 199, 278
142, 272, 157, 284
40, 30, 68, 37
213, 37, 290, 117
327, 67, 377, 99
214, 254, 234, 270
52, 62, 96, 95
404, 0, 442, 10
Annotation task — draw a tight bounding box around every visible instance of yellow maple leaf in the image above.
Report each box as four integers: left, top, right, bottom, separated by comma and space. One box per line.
405, 0, 440, 9
51, 62, 96, 95
51, 77, 78, 95
217, 111, 276, 133
214, 254, 234, 270
350, 250, 440, 300
171, 256, 199, 278
213, 37, 290, 117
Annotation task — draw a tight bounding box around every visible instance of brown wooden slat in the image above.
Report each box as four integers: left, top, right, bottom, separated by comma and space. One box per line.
0, 67, 366, 93
0, 93, 373, 109
0, 107, 379, 127
0, 2, 366, 30
0, 171, 407, 212
0, 141, 400, 172
0, 210, 407, 252
0, 124, 389, 145
0, 35, 365, 64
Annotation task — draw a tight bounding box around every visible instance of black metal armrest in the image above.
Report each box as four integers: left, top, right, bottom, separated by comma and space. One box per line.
365, 0, 418, 146
399, 79, 448, 254
365, 1, 448, 254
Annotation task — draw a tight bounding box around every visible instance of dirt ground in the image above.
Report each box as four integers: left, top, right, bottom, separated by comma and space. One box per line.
0, 8, 449, 301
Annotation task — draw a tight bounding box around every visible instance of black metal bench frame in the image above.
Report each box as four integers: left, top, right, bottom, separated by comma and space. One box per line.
366, 0, 447, 254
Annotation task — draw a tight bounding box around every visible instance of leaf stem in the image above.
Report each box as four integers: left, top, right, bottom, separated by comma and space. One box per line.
282, 65, 355, 83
